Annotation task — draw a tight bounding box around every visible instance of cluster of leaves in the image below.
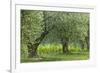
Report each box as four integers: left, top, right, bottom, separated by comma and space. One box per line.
21, 10, 43, 44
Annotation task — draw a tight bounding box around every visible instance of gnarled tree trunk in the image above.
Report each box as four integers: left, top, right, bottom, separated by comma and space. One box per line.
27, 31, 49, 57
27, 25, 54, 57
27, 42, 39, 57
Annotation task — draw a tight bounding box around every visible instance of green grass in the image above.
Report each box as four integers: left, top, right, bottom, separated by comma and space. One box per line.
21, 44, 89, 63
21, 52, 89, 63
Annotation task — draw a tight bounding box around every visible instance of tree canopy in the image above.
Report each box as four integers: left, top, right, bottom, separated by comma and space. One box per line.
21, 10, 89, 57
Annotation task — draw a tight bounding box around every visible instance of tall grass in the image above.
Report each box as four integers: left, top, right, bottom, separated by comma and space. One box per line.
37, 43, 87, 56
37, 44, 62, 55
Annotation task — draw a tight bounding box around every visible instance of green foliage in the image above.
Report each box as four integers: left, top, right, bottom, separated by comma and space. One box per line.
21, 10, 44, 44
21, 10, 89, 45
21, 10, 90, 62
21, 44, 28, 58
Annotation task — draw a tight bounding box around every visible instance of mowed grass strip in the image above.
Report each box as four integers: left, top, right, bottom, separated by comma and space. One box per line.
21, 52, 89, 63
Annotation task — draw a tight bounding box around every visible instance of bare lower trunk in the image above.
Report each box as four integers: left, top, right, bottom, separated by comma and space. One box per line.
79, 40, 85, 50
85, 36, 89, 51
62, 43, 69, 54
86, 28, 89, 51
61, 37, 69, 54
27, 43, 39, 57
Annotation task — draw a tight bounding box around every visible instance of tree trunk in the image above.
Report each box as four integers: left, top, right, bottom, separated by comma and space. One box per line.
85, 28, 89, 51
27, 43, 39, 57
27, 31, 48, 57
61, 38, 69, 54
27, 11, 55, 57
79, 40, 85, 50
27, 26, 54, 57
85, 36, 89, 51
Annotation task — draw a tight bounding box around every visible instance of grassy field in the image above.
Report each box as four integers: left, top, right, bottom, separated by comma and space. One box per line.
21, 44, 89, 63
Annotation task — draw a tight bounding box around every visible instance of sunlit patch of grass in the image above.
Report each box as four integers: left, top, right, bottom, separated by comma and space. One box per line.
37, 44, 63, 55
